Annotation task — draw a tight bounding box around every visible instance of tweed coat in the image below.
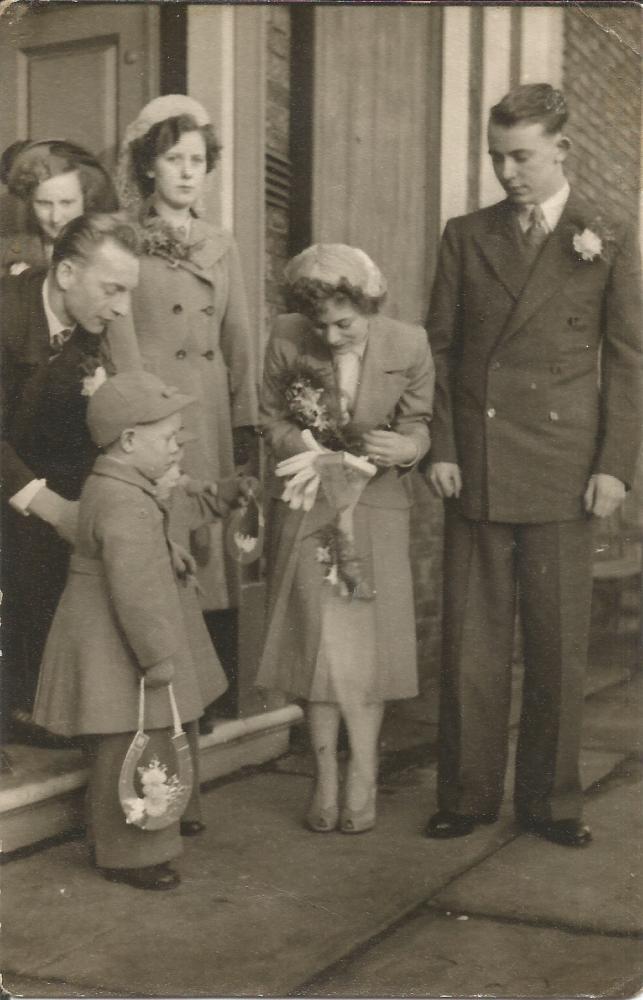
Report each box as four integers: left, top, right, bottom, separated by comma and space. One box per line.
33, 456, 227, 736
256, 313, 434, 700
427, 192, 641, 523
1, 269, 142, 713
111, 210, 259, 608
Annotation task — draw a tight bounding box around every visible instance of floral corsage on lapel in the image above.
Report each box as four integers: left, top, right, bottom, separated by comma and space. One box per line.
571, 216, 615, 264
78, 336, 115, 397
139, 213, 206, 267
276, 363, 377, 600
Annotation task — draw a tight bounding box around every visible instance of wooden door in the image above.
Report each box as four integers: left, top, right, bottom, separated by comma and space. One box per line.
312, 6, 442, 326
0, 2, 159, 228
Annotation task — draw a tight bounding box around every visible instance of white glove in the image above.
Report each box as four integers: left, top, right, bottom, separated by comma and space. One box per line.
275, 431, 328, 512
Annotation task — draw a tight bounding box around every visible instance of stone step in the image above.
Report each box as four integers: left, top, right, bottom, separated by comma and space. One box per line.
0, 705, 303, 856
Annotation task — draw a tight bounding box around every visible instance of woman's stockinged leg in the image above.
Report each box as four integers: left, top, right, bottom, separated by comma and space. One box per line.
341, 701, 384, 833
306, 701, 341, 831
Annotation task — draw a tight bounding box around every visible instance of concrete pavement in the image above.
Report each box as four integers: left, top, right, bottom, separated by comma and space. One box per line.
2, 636, 641, 999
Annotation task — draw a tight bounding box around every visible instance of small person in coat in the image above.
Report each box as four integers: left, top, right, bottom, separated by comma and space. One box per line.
257, 244, 434, 835
34, 371, 253, 891
424, 84, 641, 847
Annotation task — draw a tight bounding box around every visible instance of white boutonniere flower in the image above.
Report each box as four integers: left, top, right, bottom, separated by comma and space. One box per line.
81, 365, 107, 397
9, 261, 30, 276
573, 228, 603, 262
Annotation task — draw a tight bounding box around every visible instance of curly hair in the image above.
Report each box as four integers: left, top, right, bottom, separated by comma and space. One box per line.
490, 84, 568, 135
1, 139, 118, 211
286, 277, 384, 321
129, 114, 222, 198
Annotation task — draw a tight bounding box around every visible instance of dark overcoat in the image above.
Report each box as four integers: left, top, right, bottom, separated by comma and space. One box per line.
427, 193, 641, 523
256, 313, 434, 700
33, 456, 226, 736
1, 269, 142, 715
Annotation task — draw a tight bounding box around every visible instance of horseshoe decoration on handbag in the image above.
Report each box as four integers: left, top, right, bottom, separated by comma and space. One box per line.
118, 679, 194, 831
225, 491, 265, 565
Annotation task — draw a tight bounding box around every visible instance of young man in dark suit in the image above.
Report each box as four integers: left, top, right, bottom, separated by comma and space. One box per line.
425, 84, 640, 847
1, 213, 141, 742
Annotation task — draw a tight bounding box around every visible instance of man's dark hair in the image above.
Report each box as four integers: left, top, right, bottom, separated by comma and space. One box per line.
51, 213, 140, 267
490, 84, 568, 134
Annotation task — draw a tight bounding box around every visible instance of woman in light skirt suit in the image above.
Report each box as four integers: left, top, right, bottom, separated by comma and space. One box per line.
257, 245, 434, 833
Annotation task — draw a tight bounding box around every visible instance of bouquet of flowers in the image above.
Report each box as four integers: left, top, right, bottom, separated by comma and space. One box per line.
276, 365, 377, 599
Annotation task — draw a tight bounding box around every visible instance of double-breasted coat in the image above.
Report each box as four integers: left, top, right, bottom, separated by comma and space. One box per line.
426, 190, 641, 822
1, 269, 142, 718
428, 192, 641, 522
256, 313, 434, 701
33, 455, 227, 736
112, 210, 259, 609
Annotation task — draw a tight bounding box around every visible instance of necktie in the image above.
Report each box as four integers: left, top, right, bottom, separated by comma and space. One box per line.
49, 328, 73, 361
334, 350, 361, 425
523, 204, 549, 251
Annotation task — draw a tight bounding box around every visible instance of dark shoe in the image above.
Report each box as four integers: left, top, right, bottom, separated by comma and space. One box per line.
520, 818, 592, 848
99, 864, 180, 890
425, 810, 498, 839
8, 710, 79, 749
180, 820, 206, 837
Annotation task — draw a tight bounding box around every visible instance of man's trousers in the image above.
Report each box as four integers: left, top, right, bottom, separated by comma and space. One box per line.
436, 505, 594, 823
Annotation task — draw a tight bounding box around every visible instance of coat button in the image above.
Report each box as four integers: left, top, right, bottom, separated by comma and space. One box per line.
487, 407, 496, 419
549, 410, 559, 422
202, 305, 215, 316
550, 364, 562, 374
203, 350, 215, 361
530, 382, 537, 390
172, 304, 183, 314
175, 349, 187, 360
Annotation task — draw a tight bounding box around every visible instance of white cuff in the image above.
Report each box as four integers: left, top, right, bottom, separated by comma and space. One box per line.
9, 479, 47, 516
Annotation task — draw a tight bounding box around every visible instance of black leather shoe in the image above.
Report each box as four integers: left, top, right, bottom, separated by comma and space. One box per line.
180, 820, 206, 837
424, 810, 498, 839
520, 818, 592, 847
99, 864, 180, 890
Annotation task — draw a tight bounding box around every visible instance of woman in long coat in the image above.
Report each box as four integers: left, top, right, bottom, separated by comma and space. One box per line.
0, 139, 118, 274
113, 96, 258, 715
257, 244, 434, 834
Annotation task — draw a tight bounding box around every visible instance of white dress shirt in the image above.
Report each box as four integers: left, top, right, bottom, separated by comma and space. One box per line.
516, 181, 570, 234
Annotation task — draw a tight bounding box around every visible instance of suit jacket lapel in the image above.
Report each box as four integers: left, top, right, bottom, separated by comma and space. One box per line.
496, 192, 588, 347
473, 201, 527, 301
23, 274, 52, 365
350, 316, 405, 431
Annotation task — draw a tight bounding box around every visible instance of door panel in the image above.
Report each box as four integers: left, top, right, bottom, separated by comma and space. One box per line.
0, 3, 159, 229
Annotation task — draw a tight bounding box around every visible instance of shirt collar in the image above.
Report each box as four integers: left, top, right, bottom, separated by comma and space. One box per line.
42, 275, 74, 344
517, 181, 570, 233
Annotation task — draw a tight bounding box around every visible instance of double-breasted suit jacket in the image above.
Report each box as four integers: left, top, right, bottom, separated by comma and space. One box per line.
428, 193, 641, 523
256, 313, 434, 701
427, 190, 641, 823
1, 269, 142, 717
112, 210, 259, 609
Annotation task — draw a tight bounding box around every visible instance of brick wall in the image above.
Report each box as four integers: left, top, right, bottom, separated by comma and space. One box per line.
265, 5, 291, 336
564, 5, 642, 572
564, 6, 641, 223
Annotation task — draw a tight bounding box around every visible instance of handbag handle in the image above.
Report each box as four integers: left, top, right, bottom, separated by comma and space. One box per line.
137, 677, 183, 737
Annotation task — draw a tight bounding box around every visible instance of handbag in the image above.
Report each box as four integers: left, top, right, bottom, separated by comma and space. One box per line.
225, 491, 265, 565
118, 679, 194, 831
